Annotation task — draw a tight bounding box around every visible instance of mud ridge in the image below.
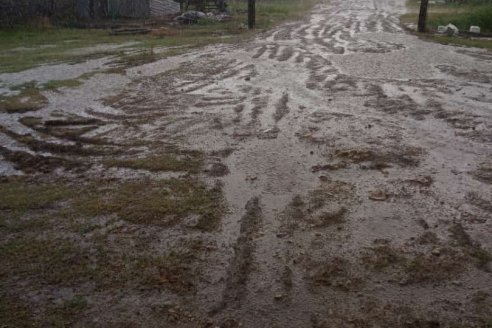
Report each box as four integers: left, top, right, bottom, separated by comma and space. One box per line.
214, 197, 262, 313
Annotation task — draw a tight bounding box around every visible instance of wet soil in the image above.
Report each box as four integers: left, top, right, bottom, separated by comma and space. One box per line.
1, 0, 492, 327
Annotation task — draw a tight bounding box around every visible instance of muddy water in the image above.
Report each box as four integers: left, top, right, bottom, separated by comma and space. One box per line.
1, 0, 492, 326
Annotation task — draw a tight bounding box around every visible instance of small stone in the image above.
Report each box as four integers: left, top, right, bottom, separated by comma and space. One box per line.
431, 248, 441, 256
245, 76, 251, 81
274, 293, 285, 300
368, 190, 389, 201
276, 232, 287, 238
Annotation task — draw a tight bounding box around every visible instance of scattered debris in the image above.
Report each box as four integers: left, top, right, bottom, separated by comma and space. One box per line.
175, 11, 206, 24
445, 24, 459, 36
175, 11, 232, 24
469, 26, 481, 34
437, 26, 447, 34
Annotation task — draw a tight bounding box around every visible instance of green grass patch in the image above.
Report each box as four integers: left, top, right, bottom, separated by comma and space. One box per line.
421, 34, 492, 50
0, 179, 71, 212
401, 1, 492, 50
104, 152, 203, 173
42, 78, 83, 91
0, 238, 93, 285
74, 179, 224, 230
0, 175, 224, 323
0, 291, 36, 328
431, 5, 492, 32
401, 4, 492, 33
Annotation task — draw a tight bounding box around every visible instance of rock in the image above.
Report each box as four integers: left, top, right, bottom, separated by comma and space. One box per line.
368, 190, 389, 201
274, 293, 285, 300
431, 248, 441, 256
276, 232, 287, 238
407, 175, 433, 187
445, 23, 459, 36
470, 26, 481, 34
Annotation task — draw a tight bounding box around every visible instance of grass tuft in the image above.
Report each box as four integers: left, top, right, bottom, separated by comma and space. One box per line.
105, 152, 203, 173
73, 179, 224, 230
0, 82, 48, 113
42, 78, 83, 91
0, 179, 71, 212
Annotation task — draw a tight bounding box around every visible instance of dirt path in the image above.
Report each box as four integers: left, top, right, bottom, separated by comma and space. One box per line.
1, 0, 492, 326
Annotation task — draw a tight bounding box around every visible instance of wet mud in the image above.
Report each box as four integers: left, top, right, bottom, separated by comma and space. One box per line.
1, 0, 492, 326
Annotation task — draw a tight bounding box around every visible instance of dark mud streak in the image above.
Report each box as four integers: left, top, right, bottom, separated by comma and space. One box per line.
214, 197, 262, 313
273, 93, 289, 122
0, 146, 81, 173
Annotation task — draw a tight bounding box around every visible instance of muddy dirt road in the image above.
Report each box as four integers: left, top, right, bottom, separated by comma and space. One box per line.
1, 0, 492, 326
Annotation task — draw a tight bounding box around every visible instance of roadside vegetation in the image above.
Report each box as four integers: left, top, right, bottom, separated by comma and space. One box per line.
0, 0, 318, 74
0, 177, 224, 326
401, 0, 492, 50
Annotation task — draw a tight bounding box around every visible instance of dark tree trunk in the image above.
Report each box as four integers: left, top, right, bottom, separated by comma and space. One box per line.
248, 0, 255, 29
418, 0, 429, 33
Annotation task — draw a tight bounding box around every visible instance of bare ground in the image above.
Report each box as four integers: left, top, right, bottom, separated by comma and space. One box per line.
1, 0, 492, 327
